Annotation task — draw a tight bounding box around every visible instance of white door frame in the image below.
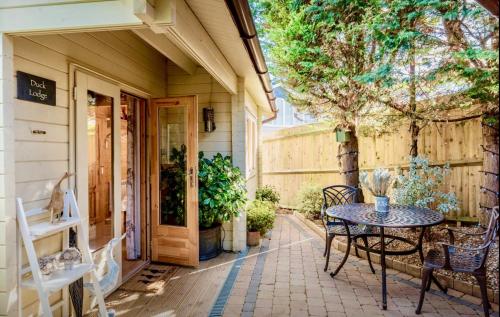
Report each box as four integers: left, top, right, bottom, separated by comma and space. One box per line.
74, 69, 122, 276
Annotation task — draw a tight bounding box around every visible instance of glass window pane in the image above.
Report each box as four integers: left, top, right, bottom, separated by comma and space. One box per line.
159, 106, 187, 226
87, 90, 114, 251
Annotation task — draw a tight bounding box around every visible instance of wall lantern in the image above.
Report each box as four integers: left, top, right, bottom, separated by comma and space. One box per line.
204, 77, 216, 133
335, 128, 351, 143
203, 107, 216, 132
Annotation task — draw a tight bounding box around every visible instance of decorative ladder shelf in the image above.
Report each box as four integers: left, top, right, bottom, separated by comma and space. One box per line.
17, 189, 108, 317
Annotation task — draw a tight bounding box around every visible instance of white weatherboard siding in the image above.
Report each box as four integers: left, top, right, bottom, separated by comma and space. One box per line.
12, 31, 166, 316
166, 61, 236, 251
0, 34, 17, 317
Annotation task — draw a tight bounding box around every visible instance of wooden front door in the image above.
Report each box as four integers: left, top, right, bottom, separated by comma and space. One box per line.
151, 96, 199, 267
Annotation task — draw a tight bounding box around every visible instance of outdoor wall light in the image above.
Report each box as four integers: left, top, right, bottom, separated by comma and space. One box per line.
203, 107, 216, 132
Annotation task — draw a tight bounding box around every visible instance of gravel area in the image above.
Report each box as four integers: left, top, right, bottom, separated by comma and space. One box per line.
290, 209, 499, 291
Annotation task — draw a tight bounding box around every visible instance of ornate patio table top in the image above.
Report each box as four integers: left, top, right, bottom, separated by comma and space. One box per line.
326, 203, 444, 228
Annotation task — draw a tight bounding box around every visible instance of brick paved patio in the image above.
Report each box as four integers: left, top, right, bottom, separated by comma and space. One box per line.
223, 215, 499, 317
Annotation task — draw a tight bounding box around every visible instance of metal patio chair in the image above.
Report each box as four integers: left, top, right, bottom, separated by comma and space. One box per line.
416, 206, 499, 317
321, 185, 375, 275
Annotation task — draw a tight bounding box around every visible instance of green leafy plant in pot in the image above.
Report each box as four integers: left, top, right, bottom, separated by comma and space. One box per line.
198, 152, 247, 260
246, 200, 276, 246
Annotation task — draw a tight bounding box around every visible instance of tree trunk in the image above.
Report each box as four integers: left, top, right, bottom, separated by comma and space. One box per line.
479, 116, 499, 225
408, 42, 419, 157
337, 127, 363, 202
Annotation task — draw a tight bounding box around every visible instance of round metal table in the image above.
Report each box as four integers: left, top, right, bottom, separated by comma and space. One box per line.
326, 203, 445, 310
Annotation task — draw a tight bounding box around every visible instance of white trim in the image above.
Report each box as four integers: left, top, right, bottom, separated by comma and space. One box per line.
0, 0, 146, 34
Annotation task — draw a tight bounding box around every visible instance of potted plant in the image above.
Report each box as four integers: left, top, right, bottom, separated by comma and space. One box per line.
246, 200, 276, 246
198, 152, 247, 260
360, 168, 393, 213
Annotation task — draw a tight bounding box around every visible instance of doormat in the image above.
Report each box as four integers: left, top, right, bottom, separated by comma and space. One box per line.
118, 264, 179, 294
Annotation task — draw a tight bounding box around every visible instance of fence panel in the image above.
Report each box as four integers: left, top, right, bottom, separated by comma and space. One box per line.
261, 119, 483, 221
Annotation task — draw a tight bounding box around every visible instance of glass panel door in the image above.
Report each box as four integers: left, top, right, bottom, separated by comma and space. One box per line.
151, 96, 199, 267
87, 91, 114, 251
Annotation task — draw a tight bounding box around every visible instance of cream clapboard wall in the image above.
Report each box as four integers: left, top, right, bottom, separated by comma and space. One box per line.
166, 61, 236, 250
12, 30, 166, 316
0, 34, 17, 317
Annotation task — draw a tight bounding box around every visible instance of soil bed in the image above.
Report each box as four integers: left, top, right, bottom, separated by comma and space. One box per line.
291, 209, 499, 290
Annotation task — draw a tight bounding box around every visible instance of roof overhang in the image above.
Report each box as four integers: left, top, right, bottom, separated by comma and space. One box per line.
0, 0, 275, 115
186, 0, 275, 115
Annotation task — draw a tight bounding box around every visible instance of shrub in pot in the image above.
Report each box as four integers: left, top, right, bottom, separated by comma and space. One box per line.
246, 200, 276, 246
198, 152, 247, 260
256, 185, 280, 206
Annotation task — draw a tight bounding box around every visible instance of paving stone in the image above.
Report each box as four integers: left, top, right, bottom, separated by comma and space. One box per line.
222, 215, 492, 317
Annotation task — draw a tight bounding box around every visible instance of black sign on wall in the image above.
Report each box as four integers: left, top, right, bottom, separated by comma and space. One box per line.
17, 71, 56, 106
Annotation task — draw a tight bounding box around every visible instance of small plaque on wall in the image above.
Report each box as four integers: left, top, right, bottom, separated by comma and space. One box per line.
17, 71, 56, 106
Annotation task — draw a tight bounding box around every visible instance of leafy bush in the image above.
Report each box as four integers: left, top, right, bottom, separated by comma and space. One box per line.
297, 183, 324, 219
198, 152, 247, 228
247, 200, 276, 235
256, 185, 280, 205
392, 156, 459, 214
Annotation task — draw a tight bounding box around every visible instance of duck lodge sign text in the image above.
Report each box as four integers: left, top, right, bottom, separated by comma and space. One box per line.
17, 71, 56, 106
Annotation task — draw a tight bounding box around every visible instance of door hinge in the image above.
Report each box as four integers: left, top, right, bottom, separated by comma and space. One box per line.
73, 86, 78, 101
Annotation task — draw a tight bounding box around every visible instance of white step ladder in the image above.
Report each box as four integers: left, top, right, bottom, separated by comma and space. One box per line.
17, 189, 108, 317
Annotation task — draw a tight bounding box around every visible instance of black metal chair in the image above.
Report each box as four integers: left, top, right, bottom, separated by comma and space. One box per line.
416, 206, 499, 317
321, 185, 375, 276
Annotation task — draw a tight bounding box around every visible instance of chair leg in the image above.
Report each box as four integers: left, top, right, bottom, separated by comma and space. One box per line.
330, 235, 350, 278
361, 235, 375, 274
324, 235, 334, 272
354, 244, 360, 257
474, 274, 490, 317
425, 272, 432, 291
323, 231, 328, 257
416, 267, 433, 314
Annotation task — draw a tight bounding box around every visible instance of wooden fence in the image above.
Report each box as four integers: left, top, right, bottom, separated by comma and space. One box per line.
261, 119, 483, 221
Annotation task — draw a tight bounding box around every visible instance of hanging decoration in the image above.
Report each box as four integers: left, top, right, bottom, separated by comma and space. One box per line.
203, 77, 216, 133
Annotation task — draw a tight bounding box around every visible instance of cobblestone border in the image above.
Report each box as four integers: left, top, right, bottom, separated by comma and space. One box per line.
240, 233, 271, 317
209, 247, 250, 317
293, 210, 500, 305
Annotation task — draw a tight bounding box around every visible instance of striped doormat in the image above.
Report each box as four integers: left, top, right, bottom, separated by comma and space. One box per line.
118, 264, 179, 293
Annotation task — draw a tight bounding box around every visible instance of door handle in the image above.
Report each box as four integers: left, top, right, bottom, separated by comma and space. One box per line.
189, 168, 194, 188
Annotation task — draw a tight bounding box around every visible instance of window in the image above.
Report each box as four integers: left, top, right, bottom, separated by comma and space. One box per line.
246, 115, 257, 176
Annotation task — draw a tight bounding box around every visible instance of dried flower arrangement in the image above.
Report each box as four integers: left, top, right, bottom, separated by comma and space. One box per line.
360, 168, 393, 197
59, 247, 81, 270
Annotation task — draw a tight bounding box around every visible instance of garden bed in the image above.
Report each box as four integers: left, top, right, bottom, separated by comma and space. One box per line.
290, 209, 499, 304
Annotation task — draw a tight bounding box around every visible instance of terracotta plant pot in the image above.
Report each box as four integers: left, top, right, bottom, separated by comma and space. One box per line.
247, 231, 261, 246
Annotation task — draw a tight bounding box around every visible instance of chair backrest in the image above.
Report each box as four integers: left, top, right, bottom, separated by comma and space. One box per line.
322, 185, 358, 208
482, 206, 499, 248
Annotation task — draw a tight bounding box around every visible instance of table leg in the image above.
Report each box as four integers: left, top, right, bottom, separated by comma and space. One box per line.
380, 227, 387, 310
417, 227, 425, 263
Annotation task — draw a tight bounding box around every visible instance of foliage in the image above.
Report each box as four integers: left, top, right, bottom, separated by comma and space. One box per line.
160, 145, 187, 226
246, 200, 276, 235
360, 168, 393, 197
256, 185, 280, 206
252, 0, 384, 128
365, 0, 498, 136
198, 152, 248, 228
252, 0, 498, 154
392, 156, 459, 213
297, 183, 324, 219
